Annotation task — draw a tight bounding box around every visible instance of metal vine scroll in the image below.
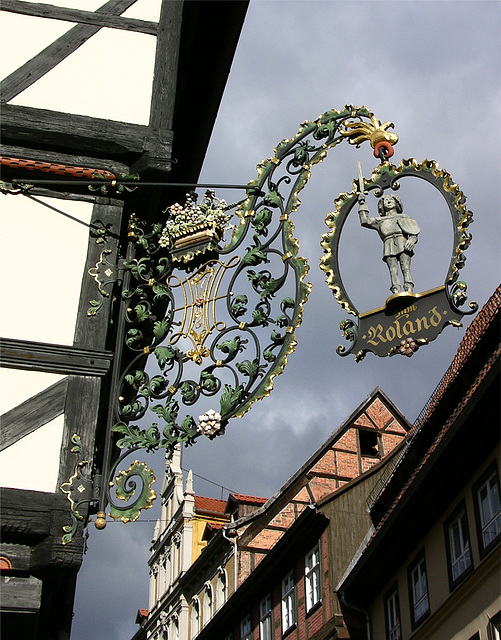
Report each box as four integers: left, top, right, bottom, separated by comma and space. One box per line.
96, 106, 400, 524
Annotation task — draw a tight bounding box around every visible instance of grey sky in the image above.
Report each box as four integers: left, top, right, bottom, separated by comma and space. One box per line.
71, 2, 500, 638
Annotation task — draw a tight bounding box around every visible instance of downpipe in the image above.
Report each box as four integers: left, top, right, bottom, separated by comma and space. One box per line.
339, 590, 371, 640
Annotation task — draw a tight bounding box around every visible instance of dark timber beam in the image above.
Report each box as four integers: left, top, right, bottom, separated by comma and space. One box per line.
1, 0, 158, 35
1, 103, 173, 166
128, 0, 183, 175
1, 0, 139, 102
58, 201, 123, 489
0, 378, 68, 452
0, 338, 113, 376
149, 0, 183, 133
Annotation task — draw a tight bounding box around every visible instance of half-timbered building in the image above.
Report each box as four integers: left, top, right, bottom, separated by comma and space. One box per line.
133, 388, 411, 638
0, 2, 248, 637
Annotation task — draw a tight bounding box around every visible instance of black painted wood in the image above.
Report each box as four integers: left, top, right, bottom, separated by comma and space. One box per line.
149, 0, 183, 133
57, 201, 122, 490
0, 378, 68, 452
2, 0, 158, 35
0, 338, 113, 376
1, 103, 173, 168
1, 0, 139, 102
0, 487, 85, 571
56, 375, 102, 498
0, 543, 31, 572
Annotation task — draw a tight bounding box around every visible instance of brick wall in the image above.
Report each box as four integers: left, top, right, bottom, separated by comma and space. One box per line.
231, 530, 347, 640
237, 393, 410, 593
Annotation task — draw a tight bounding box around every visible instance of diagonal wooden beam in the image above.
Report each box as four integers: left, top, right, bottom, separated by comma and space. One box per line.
1, 0, 139, 103
0, 377, 68, 451
1, 1, 158, 35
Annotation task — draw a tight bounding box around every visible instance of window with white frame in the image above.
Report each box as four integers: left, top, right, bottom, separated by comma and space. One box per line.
445, 502, 473, 587
408, 553, 430, 627
305, 543, 321, 612
259, 594, 273, 640
190, 598, 200, 639
474, 466, 501, 555
172, 615, 179, 640
281, 571, 296, 633
384, 585, 401, 640
240, 615, 252, 640
203, 583, 213, 627
216, 568, 227, 611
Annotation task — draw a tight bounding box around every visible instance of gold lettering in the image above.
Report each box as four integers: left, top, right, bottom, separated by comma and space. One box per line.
385, 326, 396, 342
394, 319, 403, 339
429, 306, 442, 327
395, 305, 417, 321
415, 316, 430, 332
366, 324, 386, 346
403, 320, 415, 336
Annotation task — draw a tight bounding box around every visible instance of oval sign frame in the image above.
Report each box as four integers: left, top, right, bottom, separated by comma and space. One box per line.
320, 158, 477, 360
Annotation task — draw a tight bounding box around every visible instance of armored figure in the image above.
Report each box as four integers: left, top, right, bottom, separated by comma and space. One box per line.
358, 192, 420, 294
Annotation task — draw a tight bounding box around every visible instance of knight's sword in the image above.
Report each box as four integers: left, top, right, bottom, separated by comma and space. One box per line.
357, 160, 365, 195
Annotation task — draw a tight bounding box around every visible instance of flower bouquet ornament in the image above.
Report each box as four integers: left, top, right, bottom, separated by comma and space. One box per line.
159, 190, 235, 264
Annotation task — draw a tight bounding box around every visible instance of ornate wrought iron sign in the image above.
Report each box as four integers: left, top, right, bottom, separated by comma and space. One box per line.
321, 159, 477, 361
72, 105, 476, 529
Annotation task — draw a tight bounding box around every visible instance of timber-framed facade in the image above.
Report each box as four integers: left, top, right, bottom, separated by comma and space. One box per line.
0, 2, 248, 637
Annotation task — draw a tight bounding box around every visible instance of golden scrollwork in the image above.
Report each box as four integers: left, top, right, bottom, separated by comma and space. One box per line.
167, 256, 240, 364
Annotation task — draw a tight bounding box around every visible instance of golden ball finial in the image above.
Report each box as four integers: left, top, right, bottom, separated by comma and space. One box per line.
94, 512, 107, 530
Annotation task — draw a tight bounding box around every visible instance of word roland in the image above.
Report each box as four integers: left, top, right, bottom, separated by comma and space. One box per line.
364, 305, 445, 347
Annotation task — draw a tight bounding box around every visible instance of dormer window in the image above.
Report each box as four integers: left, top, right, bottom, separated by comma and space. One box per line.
359, 430, 381, 458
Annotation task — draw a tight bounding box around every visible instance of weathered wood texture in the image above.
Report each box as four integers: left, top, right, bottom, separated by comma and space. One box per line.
149, 0, 183, 133
1, 0, 139, 102
58, 202, 122, 489
73, 202, 122, 349
2, 0, 158, 35
0, 575, 42, 611
1, 487, 83, 639
1, 103, 173, 166
0, 338, 113, 376
0, 543, 31, 572
57, 375, 102, 505
0, 378, 68, 452
0, 487, 84, 556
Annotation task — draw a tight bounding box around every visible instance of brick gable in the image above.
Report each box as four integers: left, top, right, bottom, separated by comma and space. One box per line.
232, 389, 411, 583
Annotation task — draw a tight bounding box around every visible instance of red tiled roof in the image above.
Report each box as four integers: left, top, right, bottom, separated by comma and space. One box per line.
201, 520, 227, 542
135, 609, 148, 624
230, 493, 268, 505
413, 284, 501, 431
194, 495, 227, 514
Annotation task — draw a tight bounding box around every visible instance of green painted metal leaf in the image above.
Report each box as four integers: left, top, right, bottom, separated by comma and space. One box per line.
153, 318, 169, 341
154, 346, 177, 367
242, 245, 268, 266
220, 384, 244, 416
